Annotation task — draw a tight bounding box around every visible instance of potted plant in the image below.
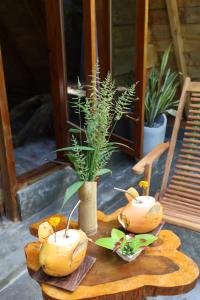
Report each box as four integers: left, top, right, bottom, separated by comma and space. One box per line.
59, 67, 136, 236
144, 46, 179, 155
95, 228, 157, 262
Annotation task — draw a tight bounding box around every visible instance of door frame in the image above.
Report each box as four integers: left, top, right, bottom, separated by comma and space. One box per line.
0, 0, 69, 220
0, 0, 148, 220
97, 0, 149, 158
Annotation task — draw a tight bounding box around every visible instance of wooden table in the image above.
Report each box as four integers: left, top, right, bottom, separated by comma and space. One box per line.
25, 209, 199, 300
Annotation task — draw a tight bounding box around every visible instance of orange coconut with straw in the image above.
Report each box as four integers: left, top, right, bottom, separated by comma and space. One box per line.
38, 201, 88, 277
117, 181, 163, 233
39, 227, 88, 277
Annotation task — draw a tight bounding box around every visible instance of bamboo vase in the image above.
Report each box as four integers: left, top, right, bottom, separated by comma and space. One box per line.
78, 181, 97, 236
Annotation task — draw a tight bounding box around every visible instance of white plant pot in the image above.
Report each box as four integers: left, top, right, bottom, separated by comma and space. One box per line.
143, 114, 167, 156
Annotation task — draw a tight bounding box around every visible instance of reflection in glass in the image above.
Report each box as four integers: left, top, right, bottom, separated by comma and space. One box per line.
112, 0, 136, 140
0, 0, 56, 175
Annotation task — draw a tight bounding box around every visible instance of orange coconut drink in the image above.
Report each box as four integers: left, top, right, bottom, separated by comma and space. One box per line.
38, 201, 88, 277
115, 181, 163, 233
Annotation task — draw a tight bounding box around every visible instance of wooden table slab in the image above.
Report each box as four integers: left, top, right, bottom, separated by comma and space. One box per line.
25, 209, 199, 300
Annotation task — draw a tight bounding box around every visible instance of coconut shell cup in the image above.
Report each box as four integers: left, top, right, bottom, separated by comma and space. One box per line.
118, 196, 163, 233
39, 229, 88, 277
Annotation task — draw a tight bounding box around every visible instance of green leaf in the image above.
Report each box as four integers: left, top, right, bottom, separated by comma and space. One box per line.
56, 146, 95, 152
62, 181, 84, 208
112, 142, 133, 151
166, 109, 177, 117
67, 154, 76, 164
69, 128, 81, 134
95, 237, 116, 250
111, 228, 126, 242
135, 234, 157, 245
95, 168, 112, 176
129, 234, 157, 252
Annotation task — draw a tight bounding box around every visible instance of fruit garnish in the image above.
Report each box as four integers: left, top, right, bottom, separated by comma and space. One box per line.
49, 217, 61, 228
38, 222, 54, 242
139, 181, 149, 188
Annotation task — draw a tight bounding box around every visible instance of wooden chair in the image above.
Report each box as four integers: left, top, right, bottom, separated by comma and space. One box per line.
133, 77, 200, 232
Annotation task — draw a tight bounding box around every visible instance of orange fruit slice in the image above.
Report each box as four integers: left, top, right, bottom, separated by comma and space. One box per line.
38, 222, 54, 242
125, 187, 139, 202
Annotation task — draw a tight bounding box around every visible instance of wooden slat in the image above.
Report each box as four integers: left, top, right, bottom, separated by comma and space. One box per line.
183, 138, 200, 145
163, 206, 200, 225
162, 201, 200, 218
184, 132, 200, 139
179, 154, 200, 162
182, 143, 200, 150
162, 198, 200, 216
188, 110, 200, 115
188, 116, 200, 120
189, 103, 200, 109
177, 158, 200, 168
168, 183, 200, 196
165, 191, 200, 205
163, 194, 200, 208
171, 178, 200, 191
187, 82, 200, 93
186, 121, 200, 127
172, 174, 200, 184
174, 169, 200, 179
163, 207, 200, 223
160, 77, 191, 196
163, 205, 200, 222
166, 187, 200, 201
175, 164, 200, 173
191, 93, 200, 97
180, 148, 200, 156
163, 209, 200, 232
190, 100, 200, 104
185, 126, 200, 132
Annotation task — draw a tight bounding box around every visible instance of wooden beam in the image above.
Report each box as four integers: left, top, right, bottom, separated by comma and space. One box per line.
134, 0, 149, 158
45, 0, 69, 158
0, 49, 18, 221
95, 0, 112, 79
166, 0, 187, 82
83, 0, 97, 88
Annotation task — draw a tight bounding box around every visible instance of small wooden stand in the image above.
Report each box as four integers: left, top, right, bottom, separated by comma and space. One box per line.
25, 209, 199, 300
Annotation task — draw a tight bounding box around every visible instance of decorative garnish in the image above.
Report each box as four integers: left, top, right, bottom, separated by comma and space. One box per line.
48, 217, 61, 242
49, 217, 61, 228
139, 181, 149, 188
138, 180, 149, 196
38, 222, 54, 243
95, 228, 157, 258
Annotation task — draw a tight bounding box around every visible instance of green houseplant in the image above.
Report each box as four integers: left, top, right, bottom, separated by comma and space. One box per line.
59, 67, 136, 236
144, 46, 179, 154
95, 228, 157, 262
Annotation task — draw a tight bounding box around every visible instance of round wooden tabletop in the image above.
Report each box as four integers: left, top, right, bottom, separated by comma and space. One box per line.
25, 210, 199, 300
